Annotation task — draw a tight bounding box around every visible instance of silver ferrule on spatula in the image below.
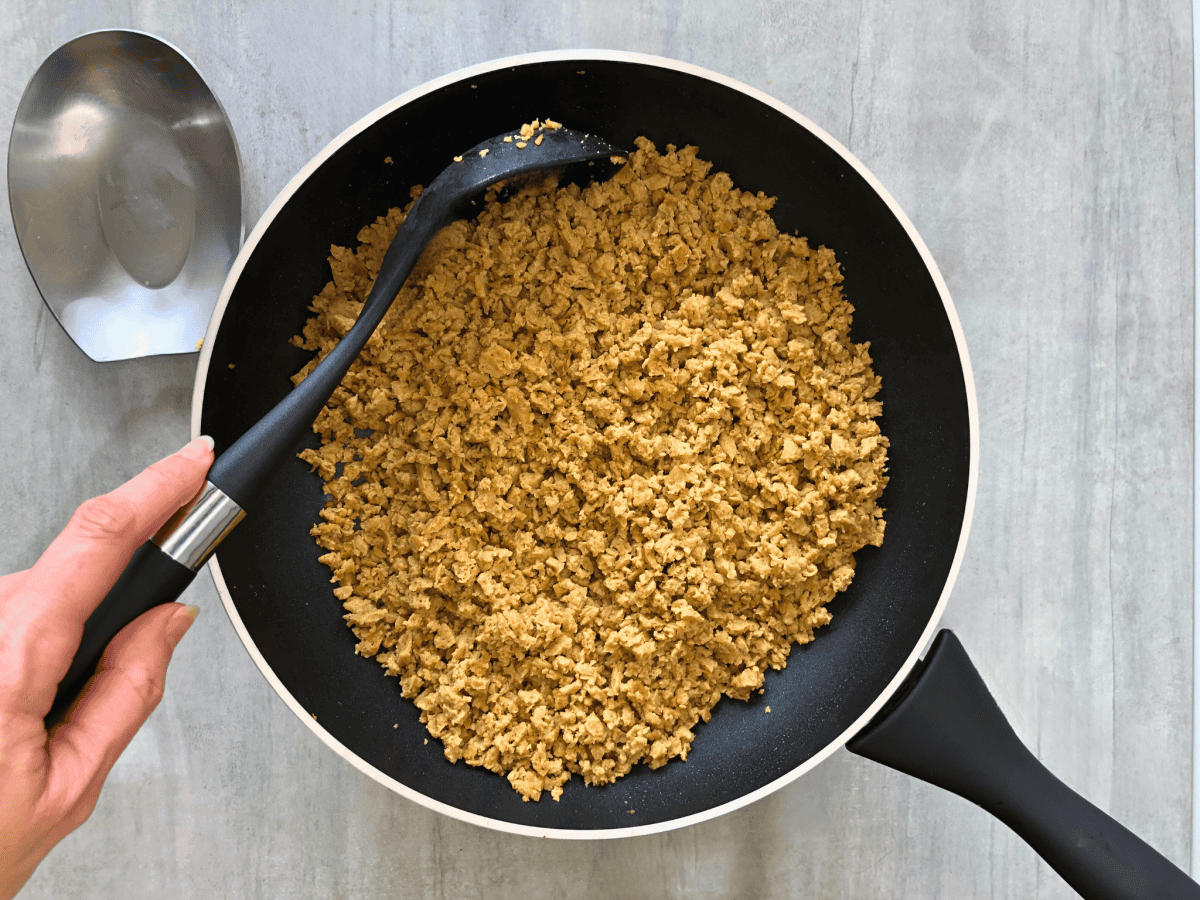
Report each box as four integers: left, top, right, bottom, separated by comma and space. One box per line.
152, 480, 246, 570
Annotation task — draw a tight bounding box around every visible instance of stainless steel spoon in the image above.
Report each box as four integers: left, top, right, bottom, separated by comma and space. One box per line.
8, 30, 242, 361
46, 124, 621, 724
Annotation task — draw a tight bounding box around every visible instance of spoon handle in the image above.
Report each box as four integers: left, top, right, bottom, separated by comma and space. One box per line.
45, 200, 443, 727
45, 542, 196, 727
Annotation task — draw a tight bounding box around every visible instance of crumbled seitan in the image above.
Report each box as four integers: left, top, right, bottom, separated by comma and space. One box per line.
291, 137, 888, 802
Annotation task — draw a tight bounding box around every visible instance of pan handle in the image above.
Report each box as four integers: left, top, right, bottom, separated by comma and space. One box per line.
847, 630, 1198, 900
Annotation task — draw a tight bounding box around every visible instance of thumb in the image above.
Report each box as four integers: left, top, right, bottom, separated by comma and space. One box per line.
46, 604, 198, 819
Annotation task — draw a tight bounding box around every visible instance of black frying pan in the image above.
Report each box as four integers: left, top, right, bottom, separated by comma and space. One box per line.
192, 53, 1194, 897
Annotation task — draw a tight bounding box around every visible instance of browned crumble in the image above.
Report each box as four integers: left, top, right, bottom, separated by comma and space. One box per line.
291, 137, 889, 802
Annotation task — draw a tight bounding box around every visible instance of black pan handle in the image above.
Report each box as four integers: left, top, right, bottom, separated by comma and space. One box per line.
847, 630, 1197, 900
45, 541, 197, 728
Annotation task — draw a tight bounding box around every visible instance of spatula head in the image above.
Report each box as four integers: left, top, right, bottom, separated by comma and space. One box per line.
413, 122, 623, 218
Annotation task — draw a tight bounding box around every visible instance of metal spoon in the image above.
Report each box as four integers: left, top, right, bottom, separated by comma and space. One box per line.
46, 124, 622, 724
8, 30, 242, 362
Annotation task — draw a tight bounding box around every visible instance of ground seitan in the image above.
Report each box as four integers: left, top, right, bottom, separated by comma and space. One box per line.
290, 137, 889, 802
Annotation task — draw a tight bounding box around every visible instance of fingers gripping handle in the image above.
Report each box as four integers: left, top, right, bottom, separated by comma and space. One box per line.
45, 542, 196, 727
45, 482, 245, 727
847, 631, 1198, 900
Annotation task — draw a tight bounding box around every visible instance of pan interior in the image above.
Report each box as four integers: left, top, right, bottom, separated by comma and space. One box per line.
200, 59, 971, 832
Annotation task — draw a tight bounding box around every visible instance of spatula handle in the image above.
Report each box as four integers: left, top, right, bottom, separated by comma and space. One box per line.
848, 630, 1198, 900
45, 542, 197, 727
205, 198, 444, 510
45, 479, 244, 727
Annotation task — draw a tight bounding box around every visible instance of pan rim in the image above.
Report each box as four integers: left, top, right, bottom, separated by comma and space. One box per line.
191, 48, 980, 840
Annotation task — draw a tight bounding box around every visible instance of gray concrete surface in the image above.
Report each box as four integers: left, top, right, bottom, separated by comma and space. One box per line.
0, 1, 1192, 897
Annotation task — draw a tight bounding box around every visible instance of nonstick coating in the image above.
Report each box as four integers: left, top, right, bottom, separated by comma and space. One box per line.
198, 55, 973, 834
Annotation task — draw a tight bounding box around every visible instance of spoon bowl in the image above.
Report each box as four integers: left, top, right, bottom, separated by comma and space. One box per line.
7, 30, 242, 361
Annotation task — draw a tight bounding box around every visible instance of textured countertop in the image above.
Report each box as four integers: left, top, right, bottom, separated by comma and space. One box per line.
1, 2, 1192, 898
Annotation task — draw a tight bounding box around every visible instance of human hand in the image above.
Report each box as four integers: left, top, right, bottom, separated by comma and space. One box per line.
0, 437, 215, 899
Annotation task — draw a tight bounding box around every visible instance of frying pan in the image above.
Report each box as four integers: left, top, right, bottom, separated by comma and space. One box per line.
191, 51, 1194, 895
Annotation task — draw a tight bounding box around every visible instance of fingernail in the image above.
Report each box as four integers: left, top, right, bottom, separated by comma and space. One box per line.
180, 435, 216, 459
166, 605, 200, 649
